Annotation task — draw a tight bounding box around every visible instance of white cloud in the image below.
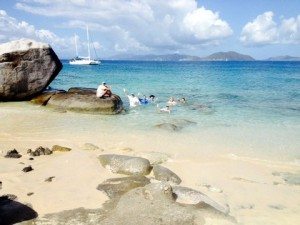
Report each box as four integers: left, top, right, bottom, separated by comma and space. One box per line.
241, 11, 300, 46
15, 0, 233, 54
0, 9, 69, 53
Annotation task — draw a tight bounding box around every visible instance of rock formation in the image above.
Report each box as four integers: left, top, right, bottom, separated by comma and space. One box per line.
0, 39, 62, 101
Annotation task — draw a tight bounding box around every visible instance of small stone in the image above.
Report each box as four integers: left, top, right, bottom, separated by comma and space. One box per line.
0, 181, 2, 190
29, 158, 34, 161
22, 166, 33, 173
269, 204, 285, 210
27, 192, 34, 196
27, 149, 32, 154
52, 145, 72, 152
5, 149, 22, 158
45, 176, 55, 182
19, 162, 25, 165
30, 146, 53, 156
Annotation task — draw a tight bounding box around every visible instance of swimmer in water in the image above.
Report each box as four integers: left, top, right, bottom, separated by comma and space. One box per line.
157, 104, 172, 114
167, 97, 177, 106
124, 88, 140, 107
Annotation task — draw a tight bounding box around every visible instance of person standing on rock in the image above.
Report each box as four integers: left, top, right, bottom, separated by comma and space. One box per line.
96, 82, 112, 98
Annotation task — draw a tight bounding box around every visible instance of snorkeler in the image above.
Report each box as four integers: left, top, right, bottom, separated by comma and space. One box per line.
123, 89, 141, 107
157, 104, 172, 114
167, 97, 177, 106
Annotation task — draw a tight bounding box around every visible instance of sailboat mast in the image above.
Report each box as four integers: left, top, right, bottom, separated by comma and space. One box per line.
86, 25, 91, 60
74, 34, 78, 57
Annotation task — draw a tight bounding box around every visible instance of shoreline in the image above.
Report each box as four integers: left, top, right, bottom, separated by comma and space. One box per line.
1, 102, 300, 224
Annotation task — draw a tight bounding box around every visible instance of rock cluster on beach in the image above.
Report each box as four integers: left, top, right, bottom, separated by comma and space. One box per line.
0, 39, 62, 101
97, 153, 230, 223
31, 87, 124, 115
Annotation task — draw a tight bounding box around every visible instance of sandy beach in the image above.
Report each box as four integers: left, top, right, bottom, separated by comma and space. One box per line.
0, 102, 299, 224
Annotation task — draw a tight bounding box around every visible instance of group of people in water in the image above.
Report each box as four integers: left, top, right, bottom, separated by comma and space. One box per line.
96, 82, 186, 114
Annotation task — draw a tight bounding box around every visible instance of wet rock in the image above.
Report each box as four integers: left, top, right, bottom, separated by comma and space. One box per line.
45, 176, 55, 182
82, 143, 100, 151
98, 154, 152, 176
101, 183, 195, 225
46, 87, 123, 115
134, 151, 170, 165
30, 89, 66, 105
153, 165, 182, 184
29, 146, 52, 156
4, 149, 22, 158
97, 176, 150, 198
52, 145, 72, 152
172, 186, 229, 215
0, 39, 62, 101
22, 166, 33, 173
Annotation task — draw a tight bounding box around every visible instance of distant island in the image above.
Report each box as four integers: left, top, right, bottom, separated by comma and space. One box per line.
80, 51, 300, 62
107, 51, 255, 61
264, 55, 300, 61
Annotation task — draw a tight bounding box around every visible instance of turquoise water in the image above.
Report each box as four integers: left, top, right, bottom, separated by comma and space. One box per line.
52, 61, 300, 130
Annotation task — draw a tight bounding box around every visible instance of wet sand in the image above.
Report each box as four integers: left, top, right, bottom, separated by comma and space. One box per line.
0, 103, 299, 224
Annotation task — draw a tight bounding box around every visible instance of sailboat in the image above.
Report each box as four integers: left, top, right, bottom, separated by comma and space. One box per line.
69, 26, 100, 65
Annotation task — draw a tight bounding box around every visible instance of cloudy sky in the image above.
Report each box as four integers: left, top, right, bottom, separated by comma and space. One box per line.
0, 0, 299, 59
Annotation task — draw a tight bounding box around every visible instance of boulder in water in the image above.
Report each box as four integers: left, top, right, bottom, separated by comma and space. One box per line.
41, 87, 123, 115
0, 39, 62, 101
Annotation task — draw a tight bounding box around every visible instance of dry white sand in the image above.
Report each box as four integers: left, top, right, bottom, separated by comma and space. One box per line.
0, 103, 299, 224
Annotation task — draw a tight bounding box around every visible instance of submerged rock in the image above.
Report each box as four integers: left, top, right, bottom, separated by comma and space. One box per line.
28, 146, 52, 156
154, 123, 180, 131
44, 87, 123, 115
172, 186, 229, 215
98, 154, 152, 176
273, 171, 300, 186
4, 149, 22, 158
97, 176, 150, 198
52, 145, 71, 152
101, 183, 195, 225
0, 39, 62, 101
153, 165, 182, 184
155, 119, 197, 132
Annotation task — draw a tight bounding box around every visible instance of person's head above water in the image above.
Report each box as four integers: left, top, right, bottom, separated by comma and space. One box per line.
149, 95, 155, 99
102, 82, 106, 85
131, 93, 135, 97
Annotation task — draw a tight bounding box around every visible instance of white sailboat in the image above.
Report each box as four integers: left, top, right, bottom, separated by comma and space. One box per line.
70, 26, 100, 65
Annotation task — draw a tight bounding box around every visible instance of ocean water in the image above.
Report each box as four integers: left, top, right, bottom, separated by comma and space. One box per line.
52, 61, 300, 127
49, 61, 300, 159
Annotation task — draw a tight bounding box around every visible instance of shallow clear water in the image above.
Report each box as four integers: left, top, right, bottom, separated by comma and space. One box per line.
52, 61, 300, 129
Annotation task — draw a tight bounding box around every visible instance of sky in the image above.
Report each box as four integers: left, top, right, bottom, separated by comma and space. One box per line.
0, 0, 299, 59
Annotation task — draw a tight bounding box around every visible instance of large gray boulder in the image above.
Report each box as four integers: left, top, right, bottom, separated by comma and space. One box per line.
98, 154, 152, 176
0, 39, 62, 101
101, 183, 196, 225
42, 87, 123, 114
